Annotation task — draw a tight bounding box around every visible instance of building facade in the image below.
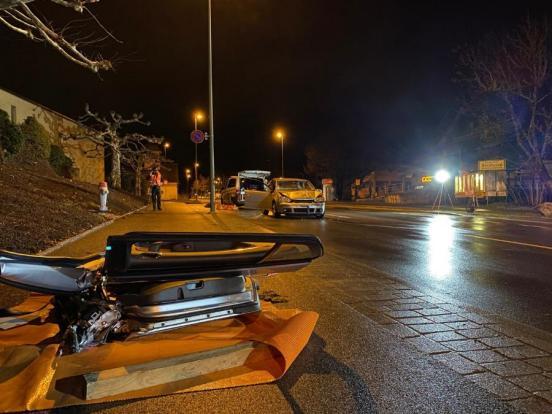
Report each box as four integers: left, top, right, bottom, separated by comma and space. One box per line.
0, 87, 104, 184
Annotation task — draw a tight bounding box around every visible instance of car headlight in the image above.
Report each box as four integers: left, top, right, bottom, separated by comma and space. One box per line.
315, 195, 325, 202
279, 193, 291, 202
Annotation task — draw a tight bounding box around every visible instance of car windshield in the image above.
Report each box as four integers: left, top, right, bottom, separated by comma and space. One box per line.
276, 180, 315, 190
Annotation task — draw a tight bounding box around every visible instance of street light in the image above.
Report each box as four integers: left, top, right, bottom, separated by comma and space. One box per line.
274, 129, 285, 177
194, 111, 204, 130
185, 168, 192, 197
192, 111, 204, 200
207, 0, 216, 213
163, 142, 170, 157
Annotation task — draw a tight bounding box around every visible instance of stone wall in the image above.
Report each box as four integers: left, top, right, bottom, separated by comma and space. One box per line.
0, 88, 104, 184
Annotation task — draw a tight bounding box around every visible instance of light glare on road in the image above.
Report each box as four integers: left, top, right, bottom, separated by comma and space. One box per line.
428, 215, 454, 279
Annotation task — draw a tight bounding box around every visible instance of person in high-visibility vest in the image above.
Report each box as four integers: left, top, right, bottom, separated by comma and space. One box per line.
150, 166, 162, 211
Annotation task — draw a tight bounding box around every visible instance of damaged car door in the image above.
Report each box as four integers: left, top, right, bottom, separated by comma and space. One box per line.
0, 232, 323, 352
238, 170, 272, 210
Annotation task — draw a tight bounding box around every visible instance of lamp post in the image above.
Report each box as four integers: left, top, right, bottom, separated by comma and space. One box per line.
194, 162, 200, 198
163, 142, 170, 157
275, 130, 285, 177
185, 168, 191, 198
208, 0, 216, 213
192, 111, 203, 199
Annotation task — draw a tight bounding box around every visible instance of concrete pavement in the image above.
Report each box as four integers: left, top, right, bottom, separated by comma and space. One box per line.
43, 201, 550, 413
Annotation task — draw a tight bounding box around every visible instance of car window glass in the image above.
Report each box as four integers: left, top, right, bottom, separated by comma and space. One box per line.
227, 178, 236, 188
276, 180, 315, 190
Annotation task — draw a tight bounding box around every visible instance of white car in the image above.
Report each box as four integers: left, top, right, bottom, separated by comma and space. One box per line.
262, 178, 325, 218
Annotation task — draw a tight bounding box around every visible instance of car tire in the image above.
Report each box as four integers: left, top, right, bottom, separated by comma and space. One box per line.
316, 213, 325, 219
262, 209, 269, 215
272, 202, 281, 218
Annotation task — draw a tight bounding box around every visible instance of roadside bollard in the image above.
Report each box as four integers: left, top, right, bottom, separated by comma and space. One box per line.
99, 181, 109, 212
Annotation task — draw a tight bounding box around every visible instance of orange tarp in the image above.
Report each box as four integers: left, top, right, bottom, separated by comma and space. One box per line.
0, 295, 318, 412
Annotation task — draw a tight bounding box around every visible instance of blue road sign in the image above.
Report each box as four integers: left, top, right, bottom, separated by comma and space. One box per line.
190, 129, 205, 144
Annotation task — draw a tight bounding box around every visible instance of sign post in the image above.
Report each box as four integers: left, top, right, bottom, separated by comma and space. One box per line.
478, 159, 506, 171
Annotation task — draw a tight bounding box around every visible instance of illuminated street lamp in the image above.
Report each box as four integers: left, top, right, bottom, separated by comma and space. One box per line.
163, 142, 170, 157
194, 111, 204, 130
185, 168, 192, 197
192, 111, 204, 200
193, 162, 200, 198
274, 129, 285, 177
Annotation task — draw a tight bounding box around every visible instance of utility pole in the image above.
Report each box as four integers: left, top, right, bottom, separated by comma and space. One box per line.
208, 0, 216, 213
281, 136, 284, 178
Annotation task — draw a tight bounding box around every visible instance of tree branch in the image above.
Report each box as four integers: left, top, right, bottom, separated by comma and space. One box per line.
0, 0, 114, 72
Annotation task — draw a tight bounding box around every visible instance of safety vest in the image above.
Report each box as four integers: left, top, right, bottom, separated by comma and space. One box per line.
150, 172, 162, 186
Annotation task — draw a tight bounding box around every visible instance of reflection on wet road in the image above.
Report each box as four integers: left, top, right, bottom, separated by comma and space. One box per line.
428, 215, 454, 280
242, 208, 552, 333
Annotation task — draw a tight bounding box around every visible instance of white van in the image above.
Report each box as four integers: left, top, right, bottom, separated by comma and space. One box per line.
221, 171, 271, 208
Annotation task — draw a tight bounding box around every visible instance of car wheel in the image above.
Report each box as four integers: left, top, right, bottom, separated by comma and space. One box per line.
272, 202, 281, 218
262, 209, 269, 215
316, 213, 325, 219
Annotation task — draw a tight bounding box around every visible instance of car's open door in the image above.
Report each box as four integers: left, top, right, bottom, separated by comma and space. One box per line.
238, 170, 272, 210
105, 232, 323, 282
0, 233, 324, 292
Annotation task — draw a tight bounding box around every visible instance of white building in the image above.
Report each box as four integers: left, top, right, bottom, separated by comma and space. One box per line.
0, 87, 104, 184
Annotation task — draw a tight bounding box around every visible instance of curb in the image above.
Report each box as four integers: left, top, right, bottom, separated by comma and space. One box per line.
39, 205, 148, 255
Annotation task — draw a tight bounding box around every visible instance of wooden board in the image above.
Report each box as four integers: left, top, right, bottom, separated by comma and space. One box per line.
56, 341, 266, 400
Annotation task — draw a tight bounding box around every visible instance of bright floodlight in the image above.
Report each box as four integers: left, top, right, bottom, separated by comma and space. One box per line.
435, 169, 450, 183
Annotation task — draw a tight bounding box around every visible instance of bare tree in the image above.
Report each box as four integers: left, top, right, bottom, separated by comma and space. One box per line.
0, 0, 114, 72
72, 105, 162, 190
458, 17, 552, 205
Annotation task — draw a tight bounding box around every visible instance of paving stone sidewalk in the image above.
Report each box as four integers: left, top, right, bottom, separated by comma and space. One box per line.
316, 254, 552, 413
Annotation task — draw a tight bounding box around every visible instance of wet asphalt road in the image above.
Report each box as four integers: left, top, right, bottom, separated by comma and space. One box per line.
2, 203, 547, 413
250, 207, 552, 333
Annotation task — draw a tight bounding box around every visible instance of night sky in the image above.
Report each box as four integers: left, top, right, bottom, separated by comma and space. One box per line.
0, 0, 549, 178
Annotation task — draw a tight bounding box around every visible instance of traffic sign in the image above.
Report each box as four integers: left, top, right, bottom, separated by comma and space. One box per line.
190, 129, 205, 144
421, 176, 433, 183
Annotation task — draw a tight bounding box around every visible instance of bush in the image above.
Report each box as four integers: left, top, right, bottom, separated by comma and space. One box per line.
20, 116, 51, 160
0, 109, 24, 155
49, 145, 73, 177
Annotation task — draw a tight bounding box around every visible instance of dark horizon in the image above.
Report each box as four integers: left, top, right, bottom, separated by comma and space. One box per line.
1, 0, 549, 178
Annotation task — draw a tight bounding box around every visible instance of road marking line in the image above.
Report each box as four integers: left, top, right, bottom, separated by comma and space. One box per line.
326, 214, 352, 219
468, 235, 552, 250
517, 223, 551, 230
326, 214, 415, 230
